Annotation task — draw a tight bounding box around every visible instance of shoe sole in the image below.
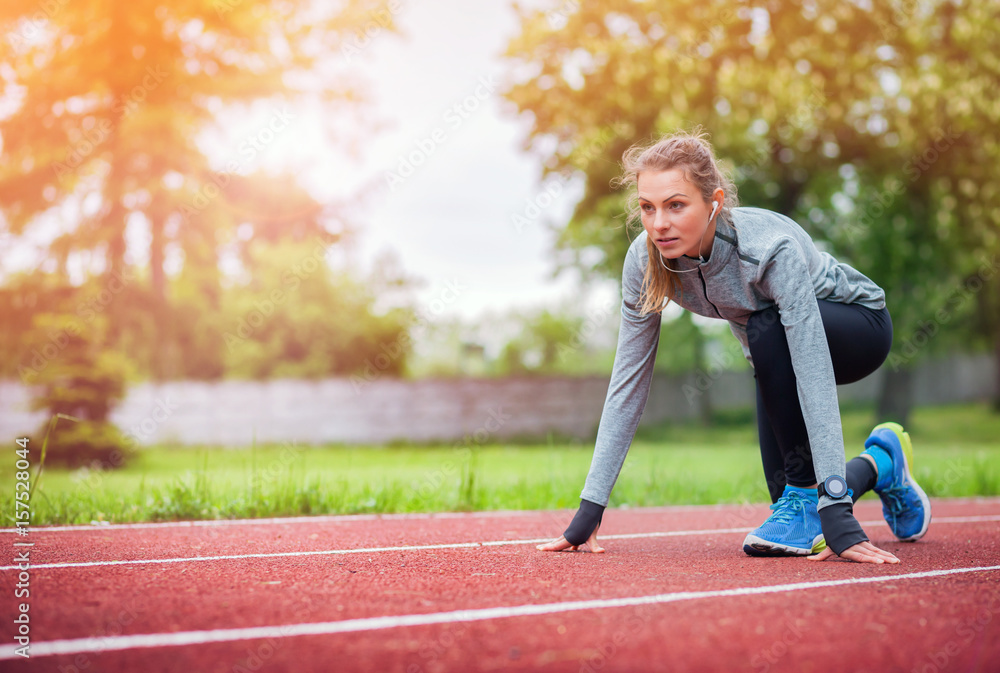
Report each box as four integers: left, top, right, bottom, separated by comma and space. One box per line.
742, 534, 826, 557
872, 422, 932, 541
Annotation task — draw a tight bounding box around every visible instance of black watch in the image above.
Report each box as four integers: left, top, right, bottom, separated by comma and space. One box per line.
817, 475, 851, 500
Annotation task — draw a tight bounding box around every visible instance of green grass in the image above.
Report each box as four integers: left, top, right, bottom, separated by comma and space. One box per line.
3, 403, 999, 526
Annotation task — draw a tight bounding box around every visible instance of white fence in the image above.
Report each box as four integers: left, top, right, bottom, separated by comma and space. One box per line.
0, 354, 994, 447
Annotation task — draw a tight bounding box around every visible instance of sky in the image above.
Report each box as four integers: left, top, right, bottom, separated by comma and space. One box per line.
311, 0, 619, 322
220, 0, 620, 324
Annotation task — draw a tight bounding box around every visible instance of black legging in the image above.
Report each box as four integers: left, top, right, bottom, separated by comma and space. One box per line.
748, 300, 893, 504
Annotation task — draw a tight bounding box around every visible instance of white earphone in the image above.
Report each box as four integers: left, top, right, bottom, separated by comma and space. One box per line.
657, 201, 720, 273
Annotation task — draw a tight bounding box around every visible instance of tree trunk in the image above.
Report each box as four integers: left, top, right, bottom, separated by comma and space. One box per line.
877, 367, 913, 425
994, 328, 1000, 413
149, 207, 167, 381
102, 193, 128, 349
102, 0, 129, 350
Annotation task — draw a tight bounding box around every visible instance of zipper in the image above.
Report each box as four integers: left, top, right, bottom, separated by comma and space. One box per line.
698, 268, 723, 318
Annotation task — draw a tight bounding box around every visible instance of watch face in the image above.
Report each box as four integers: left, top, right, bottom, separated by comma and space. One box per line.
825, 476, 848, 498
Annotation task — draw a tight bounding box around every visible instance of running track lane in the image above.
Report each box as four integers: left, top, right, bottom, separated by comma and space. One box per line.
2, 499, 998, 672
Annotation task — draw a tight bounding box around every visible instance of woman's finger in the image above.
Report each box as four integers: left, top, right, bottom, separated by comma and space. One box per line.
806, 547, 836, 561
843, 548, 884, 564
536, 536, 573, 551
857, 541, 900, 563
537, 526, 605, 553
586, 524, 605, 553
810, 541, 900, 564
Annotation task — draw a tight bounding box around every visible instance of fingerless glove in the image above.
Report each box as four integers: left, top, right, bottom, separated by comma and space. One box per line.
819, 501, 869, 555
563, 499, 605, 546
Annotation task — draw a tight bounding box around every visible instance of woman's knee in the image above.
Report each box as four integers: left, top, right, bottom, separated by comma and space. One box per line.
819, 302, 893, 383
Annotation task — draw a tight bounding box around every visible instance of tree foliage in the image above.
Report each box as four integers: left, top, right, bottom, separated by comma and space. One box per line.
503, 0, 1000, 413
221, 239, 410, 379
24, 313, 132, 467
0, 0, 416, 385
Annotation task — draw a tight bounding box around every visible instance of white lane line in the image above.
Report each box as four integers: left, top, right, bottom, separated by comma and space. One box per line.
2, 515, 997, 572
0, 510, 544, 533
9, 498, 999, 533
0, 502, 762, 534
0, 527, 750, 571
923, 515, 1000, 524
2, 564, 998, 661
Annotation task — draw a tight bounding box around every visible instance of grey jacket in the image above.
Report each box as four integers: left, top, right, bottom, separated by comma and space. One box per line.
580, 206, 886, 512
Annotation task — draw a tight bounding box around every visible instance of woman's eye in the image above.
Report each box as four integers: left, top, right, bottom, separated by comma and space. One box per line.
641, 204, 653, 212
670, 201, 684, 209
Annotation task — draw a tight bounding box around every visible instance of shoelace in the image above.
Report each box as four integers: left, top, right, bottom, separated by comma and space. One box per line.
882, 485, 911, 515
766, 492, 807, 525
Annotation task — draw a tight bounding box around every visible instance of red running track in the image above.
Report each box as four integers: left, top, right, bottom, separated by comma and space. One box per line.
2, 498, 999, 672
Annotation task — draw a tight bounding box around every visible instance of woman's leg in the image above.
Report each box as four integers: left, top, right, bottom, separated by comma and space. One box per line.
756, 383, 787, 504
749, 300, 893, 502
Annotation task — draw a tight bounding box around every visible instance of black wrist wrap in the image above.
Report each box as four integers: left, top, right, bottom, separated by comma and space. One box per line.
563, 499, 605, 546
819, 501, 869, 555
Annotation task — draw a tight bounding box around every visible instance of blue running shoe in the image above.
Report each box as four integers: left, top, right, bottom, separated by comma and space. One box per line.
864, 422, 931, 541
743, 486, 826, 556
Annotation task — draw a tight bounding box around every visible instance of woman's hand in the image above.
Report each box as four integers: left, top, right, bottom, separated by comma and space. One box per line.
536, 524, 604, 553
807, 540, 899, 564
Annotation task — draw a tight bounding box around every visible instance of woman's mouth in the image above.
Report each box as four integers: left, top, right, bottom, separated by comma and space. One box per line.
655, 237, 680, 248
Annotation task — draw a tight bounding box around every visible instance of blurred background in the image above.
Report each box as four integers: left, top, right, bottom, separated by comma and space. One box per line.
1, 0, 998, 522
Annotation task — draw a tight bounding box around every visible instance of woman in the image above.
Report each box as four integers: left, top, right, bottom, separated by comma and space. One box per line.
537, 131, 931, 564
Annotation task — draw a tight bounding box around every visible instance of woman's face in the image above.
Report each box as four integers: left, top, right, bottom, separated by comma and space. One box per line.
638, 168, 720, 260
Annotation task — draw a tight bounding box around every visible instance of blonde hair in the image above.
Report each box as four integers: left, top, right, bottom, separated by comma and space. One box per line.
613, 129, 739, 315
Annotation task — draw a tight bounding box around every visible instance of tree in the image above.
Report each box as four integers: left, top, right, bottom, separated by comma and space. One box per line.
497, 309, 583, 375
502, 0, 1000, 420
0, 0, 397, 372
221, 238, 411, 379
820, 0, 1000, 419
888, 0, 1000, 411
24, 313, 133, 468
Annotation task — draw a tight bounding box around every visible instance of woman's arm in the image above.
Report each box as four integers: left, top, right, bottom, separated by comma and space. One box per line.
538, 242, 662, 551
579, 244, 663, 508
756, 237, 869, 554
